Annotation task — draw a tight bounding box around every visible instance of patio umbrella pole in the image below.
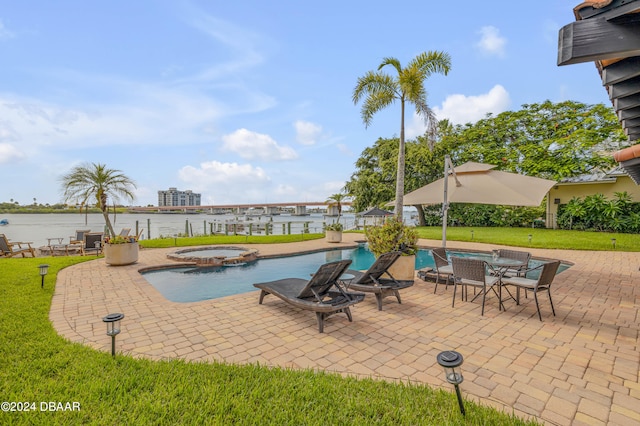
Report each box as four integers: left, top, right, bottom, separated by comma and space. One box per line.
442, 155, 450, 248
442, 155, 459, 248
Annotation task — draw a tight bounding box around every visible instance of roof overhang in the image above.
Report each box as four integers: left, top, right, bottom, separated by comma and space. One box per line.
559, 0, 640, 182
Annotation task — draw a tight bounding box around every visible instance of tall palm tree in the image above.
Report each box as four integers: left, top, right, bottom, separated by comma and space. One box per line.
353, 51, 451, 221
60, 163, 137, 237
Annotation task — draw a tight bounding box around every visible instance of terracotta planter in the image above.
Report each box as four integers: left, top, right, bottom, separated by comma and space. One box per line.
325, 230, 343, 243
384, 254, 416, 281
104, 242, 139, 266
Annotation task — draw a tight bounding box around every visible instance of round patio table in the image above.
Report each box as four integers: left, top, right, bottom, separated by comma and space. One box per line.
468, 256, 525, 310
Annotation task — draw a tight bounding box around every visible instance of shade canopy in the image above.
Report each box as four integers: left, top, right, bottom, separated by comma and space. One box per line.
402, 162, 556, 207
359, 207, 393, 217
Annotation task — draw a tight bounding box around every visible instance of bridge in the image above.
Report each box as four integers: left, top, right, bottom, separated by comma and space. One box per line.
128, 201, 352, 216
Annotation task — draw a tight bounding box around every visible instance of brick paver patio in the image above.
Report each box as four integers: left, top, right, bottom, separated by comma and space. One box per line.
51, 233, 640, 425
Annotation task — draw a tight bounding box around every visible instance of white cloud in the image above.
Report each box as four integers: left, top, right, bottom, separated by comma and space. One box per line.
294, 120, 322, 145
476, 26, 506, 57
0, 20, 15, 41
272, 183, 297, 198
179, 160, 269, 185
221, 128, 298, 161
0, 86, 226, 151
432, 84, 511, 125
0, 143, 25, 164
178, 160, 271, 204
336, 143, 352, 155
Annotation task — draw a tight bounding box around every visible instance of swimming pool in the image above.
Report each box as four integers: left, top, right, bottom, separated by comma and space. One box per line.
141, 247, 569, 303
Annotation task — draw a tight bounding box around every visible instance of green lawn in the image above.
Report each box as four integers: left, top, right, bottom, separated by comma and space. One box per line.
413, 226, 639, 251
0, 244, 539, 425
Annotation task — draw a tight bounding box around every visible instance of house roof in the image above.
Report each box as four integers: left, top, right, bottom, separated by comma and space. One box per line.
555, 166, 627, 184
558, 0, 640, 183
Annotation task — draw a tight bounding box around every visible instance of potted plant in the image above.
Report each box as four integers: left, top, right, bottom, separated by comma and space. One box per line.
102, 235, 139, 265
325, 192, 349, 243
60, 163, 138, 266
325, 222, 343, 243
365, 217, 419, 280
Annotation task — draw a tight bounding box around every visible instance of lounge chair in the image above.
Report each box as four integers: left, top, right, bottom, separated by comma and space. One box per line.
253, 259, 365, 333
501, 260, 561, 321
118, 228, 131, 237
343, 251, 414, 311
0, 234, 36, 258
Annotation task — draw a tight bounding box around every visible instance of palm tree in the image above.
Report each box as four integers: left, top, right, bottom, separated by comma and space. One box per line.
353, 51, 451, 221
326, 192, 348, 218
60, 163, 137, 237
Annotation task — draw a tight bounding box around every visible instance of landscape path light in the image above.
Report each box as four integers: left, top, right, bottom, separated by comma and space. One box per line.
102, 313, 124, 357
38, 264, 49, 289
436, 350, 465, 416
611, 238, 617, 249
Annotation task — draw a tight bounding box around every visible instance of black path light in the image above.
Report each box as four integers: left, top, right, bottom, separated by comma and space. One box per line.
611, 238, 617, 249
436, 350, 465, 416
38, 264, 49, 289
102, 313, 124, 357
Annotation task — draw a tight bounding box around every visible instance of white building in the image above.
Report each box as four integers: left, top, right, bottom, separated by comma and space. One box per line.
158, 188, 201, 207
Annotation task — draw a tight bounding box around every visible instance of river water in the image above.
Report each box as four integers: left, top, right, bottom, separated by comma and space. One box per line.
0, 212, 360, 249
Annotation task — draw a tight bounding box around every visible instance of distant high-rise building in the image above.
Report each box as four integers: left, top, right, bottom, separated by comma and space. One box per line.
158, 188, 201, 207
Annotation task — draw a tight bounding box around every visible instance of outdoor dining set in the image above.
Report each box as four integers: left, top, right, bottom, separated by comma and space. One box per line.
429, 248, 561, 320
254, 247, 563, 333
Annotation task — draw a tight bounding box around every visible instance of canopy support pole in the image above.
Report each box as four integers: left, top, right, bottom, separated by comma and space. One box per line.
442, 155, 459, 248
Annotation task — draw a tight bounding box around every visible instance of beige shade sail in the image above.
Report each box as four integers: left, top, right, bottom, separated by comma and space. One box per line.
399, 159, 556, 247
403, 162, 556, 207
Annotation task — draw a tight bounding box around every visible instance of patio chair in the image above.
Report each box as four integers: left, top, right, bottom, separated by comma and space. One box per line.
80, 232, 104, 256
253, 259, 365, 333
501, 260, 561, 321
344, 251, 414, 311
69, 229, 91, 245
451, 256, 500, 316
496, 249, 531, 278
118, 228, 131, 237
430, 247, 454, 293
0, 234, 36, 258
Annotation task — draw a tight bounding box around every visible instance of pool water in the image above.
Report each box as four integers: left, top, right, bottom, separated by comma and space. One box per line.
141, 247, 567, 303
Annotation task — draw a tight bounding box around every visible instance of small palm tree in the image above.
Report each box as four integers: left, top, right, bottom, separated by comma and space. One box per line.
353, 51, 451, 221
326, 193, 349, 230
60, 163, 136, 237
326, 193, 348, 217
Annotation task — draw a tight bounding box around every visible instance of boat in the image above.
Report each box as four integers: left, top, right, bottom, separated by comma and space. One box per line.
0, 219, 8, 226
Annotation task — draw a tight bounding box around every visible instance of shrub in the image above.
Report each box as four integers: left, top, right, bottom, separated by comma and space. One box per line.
365, 217, 418, 257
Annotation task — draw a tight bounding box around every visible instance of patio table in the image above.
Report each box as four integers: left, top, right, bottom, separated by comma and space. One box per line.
468, 256, 525, 310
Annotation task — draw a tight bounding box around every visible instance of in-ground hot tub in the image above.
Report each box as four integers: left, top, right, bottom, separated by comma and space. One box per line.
167, 246, 258, 267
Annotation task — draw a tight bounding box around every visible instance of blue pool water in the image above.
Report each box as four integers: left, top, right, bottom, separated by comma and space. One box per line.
141, 247, 569, 303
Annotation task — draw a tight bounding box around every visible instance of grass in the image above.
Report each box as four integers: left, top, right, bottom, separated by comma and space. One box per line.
0, 253, 539, 425
413, 226, 640, 251
139, 233, 325, 248
137, 226, 637, 251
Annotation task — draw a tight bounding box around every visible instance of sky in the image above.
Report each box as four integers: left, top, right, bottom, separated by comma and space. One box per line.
0, 1, 614, 207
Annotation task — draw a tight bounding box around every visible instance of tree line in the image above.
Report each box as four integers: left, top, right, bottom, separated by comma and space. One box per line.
345, 100, 629, 228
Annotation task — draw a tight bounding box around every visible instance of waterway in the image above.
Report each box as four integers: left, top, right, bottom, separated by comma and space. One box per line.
0, 212, 362, 249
